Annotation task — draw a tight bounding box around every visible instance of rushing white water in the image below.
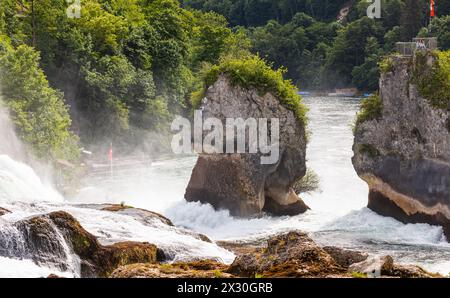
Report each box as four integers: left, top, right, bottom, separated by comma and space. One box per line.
0, 155, 64, 204
72, 96, 450, 275
0, 103, 232, 277
1, 96, 450, 277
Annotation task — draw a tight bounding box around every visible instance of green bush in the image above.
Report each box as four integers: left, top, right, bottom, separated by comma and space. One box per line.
191, 55, 308, 127
379, 56, 394, 74
355, 93, 383, 127
413, 50, 450, 112
292, 168, 320, 194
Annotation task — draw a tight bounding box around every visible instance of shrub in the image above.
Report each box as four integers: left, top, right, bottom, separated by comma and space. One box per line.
191, 55, 308, 128
355, 93, 383, 127
413, 50, 450, 111
379, 56, 394, 74
292, 168, 320, 194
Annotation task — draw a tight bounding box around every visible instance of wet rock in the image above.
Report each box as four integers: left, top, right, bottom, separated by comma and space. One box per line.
390, 264, 440, 278
111, 260, 232, 278
98, 204, 214, 244
15, 214, 71, 270
14, 211, 161, 277
100, 204, 174, 226
352, 53, 450, 241
185, 75, 308, 217
0, 207, 10, 216
226, 231, 344, 277
349, 255, 394, 277
93, 241, 160, 277
323, 246, 369, 268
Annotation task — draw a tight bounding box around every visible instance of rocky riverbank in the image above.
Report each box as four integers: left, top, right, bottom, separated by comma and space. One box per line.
2, 204, 441, 278
112, 230, 441, 278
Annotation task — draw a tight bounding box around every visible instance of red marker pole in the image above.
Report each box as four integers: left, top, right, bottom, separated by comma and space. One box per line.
430, 0, 435, 26
430, 0, 435, 17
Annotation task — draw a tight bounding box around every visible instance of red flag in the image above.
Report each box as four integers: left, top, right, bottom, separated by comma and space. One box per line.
430, 0, 435, 17
108, 143, 113, 161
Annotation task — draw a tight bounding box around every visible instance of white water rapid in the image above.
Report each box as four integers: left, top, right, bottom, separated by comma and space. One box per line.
1, 97, 450, 277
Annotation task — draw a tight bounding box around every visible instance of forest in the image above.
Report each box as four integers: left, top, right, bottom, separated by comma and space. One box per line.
0, 0, 449, 165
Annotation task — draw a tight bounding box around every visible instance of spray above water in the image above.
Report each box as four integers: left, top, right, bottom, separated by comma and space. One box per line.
0, 101, 63, 204
0, 102, 25, 160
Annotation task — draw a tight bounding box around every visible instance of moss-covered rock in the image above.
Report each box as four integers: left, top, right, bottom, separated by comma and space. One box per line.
413, 50, 450, 111
95, 241, 160, 277
191, 55, 308, 127
186, 74, 309, 217
353, 51, 450, 241
14, 211, 162, 277
111, 260, 232, 278
355, 93, 383, 128
226, 231, 345, 278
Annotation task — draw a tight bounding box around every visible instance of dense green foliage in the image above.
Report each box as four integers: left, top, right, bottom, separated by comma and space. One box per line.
186, 0, 450, 91
0, 37, 79, 161
0, 0, 448, 161
0, 0, 248, 154
182, 0, 349, 26
355, 93, 383, 126
418, 15, 450, 52
193, 55, 308, 127
414, 51, 450, 111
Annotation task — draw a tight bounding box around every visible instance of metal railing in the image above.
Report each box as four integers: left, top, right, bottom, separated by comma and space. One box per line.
395, 37, 438, 56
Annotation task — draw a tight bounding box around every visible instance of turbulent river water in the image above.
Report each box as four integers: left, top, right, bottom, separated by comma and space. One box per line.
1, 96, 450, 277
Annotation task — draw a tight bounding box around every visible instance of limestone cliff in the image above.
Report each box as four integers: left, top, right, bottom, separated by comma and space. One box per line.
185, 75, 308, 217
352, 52, 450, 240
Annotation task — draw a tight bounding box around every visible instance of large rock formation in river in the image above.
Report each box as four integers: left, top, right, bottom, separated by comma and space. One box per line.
352, 52, 450, 240
185, 75, 308, 217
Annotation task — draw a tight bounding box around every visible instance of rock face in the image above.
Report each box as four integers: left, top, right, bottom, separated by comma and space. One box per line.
0, 207, 10, 216
322, 246, 368, 268
12, 211, 161, 277
349, 255, 394, 277
185, 75, 308, 217
226, 231, 345, 277
353, 54, 450, 240
111, 231, 441, 278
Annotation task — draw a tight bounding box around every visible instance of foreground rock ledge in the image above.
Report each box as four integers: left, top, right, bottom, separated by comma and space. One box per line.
352, 54, 450, 241
185, 75, 308, 217
12, 210, 162, 277
112, 231, 440, 278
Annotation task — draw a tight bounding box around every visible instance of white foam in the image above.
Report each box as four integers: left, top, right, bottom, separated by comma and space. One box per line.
0, 155, 63, 204
0, 256, 75, 278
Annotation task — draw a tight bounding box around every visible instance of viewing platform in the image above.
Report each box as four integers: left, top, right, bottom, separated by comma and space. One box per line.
395, 37, 438, 56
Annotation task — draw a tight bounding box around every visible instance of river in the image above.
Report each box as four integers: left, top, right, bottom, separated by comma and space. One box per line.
1, 96, 450, 277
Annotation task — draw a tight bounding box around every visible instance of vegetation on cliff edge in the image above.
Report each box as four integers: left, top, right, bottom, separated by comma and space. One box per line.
355, 93, 383, 128
192, 55, 308, 127
413, 50, 450, 112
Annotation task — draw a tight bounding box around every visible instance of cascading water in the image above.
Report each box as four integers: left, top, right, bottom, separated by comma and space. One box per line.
0, 103, 76, 277
0, 102, 234, 277
1, 96, 450, 276
72, 96, 450, 275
